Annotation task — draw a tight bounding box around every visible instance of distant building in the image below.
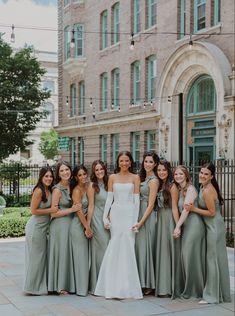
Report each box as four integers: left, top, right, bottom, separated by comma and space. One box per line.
57, 0, 234, 166
6, 50, 58, 164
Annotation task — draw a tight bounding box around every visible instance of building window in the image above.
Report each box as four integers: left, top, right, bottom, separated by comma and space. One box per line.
78, 137, 84, 164
111, 134, 119, 165
112, 2, 120, 44
131, 61, 141, 105
70, 83, 77, 116
79, 81, 85, 115
100, 135, 108, 162
187, 75, 216, 115
147, 0, 157, 29
74, 24, 84, 57
146, 55, 156, 102
194, 0, 206, 32
101, 10, 108, 49
133, 0, 141, 34
111, 68, 120, 109
178, 0, 186, 39
43, 80, 55, 93
44, 102, 54, 122
70, 137, 76, 167
64, 0, 70, 7
64, 25, 70, 60
212, 0, 220, 25
131, 132, 140, 163
101, 72, 108, 111
146, 130, 156, 151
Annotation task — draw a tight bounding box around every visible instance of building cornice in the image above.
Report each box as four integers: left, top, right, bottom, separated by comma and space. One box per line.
55, 112, 160, 132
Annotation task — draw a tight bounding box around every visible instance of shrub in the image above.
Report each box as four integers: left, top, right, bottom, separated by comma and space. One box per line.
0, 217, 29, 237
0, 207, 31, 238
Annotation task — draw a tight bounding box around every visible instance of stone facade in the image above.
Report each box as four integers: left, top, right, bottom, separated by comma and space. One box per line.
57, 0, 234, 166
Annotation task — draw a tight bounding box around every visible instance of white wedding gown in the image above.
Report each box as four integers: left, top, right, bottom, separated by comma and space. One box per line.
94, 183, 143, 299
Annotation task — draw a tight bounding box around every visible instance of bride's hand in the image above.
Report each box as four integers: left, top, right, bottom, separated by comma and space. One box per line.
132, 223, 140, 233
104, 218, 111, 229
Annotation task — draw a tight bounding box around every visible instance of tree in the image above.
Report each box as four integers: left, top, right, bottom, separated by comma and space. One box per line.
0, 38, 50, 161
39, 129, 59, 160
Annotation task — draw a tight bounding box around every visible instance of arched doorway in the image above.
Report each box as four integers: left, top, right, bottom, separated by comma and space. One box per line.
186, 74, 216, 164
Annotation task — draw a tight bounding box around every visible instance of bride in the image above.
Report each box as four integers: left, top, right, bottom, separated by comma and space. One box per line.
94, 151, 143, 299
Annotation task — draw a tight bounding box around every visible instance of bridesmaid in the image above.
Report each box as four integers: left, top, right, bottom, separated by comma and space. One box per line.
87, 160, 110, 294
48, 161, 79, 294
155, 159, 183, 298
24, 166, 56, 295
132, 151, 159, 295
173, 165, 205, 299
70, 165, 93, 296
185, 162, 231, 304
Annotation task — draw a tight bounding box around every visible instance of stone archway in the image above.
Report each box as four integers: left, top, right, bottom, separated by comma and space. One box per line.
158, 41, 232, 161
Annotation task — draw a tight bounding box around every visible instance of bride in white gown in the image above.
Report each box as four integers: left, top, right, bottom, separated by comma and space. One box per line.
94, 151, 143, 299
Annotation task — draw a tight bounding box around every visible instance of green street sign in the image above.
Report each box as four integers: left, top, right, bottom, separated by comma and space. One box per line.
58, 137, 70, 151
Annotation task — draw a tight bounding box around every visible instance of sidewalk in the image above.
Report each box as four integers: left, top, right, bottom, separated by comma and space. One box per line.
0, 237, 234, 316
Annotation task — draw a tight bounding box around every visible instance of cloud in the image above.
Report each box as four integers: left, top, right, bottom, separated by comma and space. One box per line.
0, 0, 57, 51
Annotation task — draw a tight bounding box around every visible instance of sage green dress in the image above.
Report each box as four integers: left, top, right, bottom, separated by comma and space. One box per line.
24, 193, 51, 294
48, 183, 75, 293
70, 192, 89, 296
135, 176, 157, 290
89, 183, 110, 294
198, 189, 231, 303
155, 190, 183, 298
178, 189, 206, 299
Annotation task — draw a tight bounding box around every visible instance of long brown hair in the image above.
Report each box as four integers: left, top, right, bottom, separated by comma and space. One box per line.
201, 162, 224, 205
33, 166, 54, 202
114, 151, 135, 174
55, 161, 72, 184
70, 165, 88, 196
90, 160, 108, 193
173, 165, 192, 195
139, 151, 159, 182
157, 159, 173, 207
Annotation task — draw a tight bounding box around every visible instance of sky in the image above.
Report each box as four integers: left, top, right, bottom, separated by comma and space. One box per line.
0, 0, 58, 51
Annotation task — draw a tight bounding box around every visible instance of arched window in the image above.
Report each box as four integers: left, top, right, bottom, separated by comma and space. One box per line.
44, 102, 54, 122
187, 75, 216, 115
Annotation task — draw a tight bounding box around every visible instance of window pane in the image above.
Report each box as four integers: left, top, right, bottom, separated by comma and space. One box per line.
187, 75, 216, 115
148, 0, 156, 28
112, 68, 120, 108
132, 61, 140, 104
147, 55, 156, 101
112, 3, 120, 44
79, 81, 85, 115
64, 26, 70, 60
101, 73, 108, 111
74, 24, 84, 57
101, 11, 108, 49
133, 0, 140, 34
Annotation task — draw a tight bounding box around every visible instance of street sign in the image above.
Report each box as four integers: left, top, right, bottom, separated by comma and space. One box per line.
58, 137, 70, 151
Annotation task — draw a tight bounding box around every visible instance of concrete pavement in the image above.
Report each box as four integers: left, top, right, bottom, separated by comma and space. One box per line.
0, 237, 234, 316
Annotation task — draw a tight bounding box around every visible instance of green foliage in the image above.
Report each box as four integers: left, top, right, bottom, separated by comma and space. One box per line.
0, 217, 29, 237
226, 231, 234, 248
0, 38, 50, 161
39, 128, 59, 160
0, 193, 31, 207
0, 207, 31, 237
3, 207, 30, 216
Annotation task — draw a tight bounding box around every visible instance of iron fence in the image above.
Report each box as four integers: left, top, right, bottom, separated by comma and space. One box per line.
0, 160, 234, 238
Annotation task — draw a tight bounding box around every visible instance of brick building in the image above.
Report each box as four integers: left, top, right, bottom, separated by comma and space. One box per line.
56, 0, 234, 167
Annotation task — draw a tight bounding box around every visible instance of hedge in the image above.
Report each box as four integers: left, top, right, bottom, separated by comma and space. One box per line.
0, 207, 31, 238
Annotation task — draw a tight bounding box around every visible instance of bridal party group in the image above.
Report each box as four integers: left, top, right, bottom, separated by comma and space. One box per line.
23, 150, 231, 304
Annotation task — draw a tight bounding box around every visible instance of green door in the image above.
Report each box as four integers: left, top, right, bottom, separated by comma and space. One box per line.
195, 146, 214, 164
